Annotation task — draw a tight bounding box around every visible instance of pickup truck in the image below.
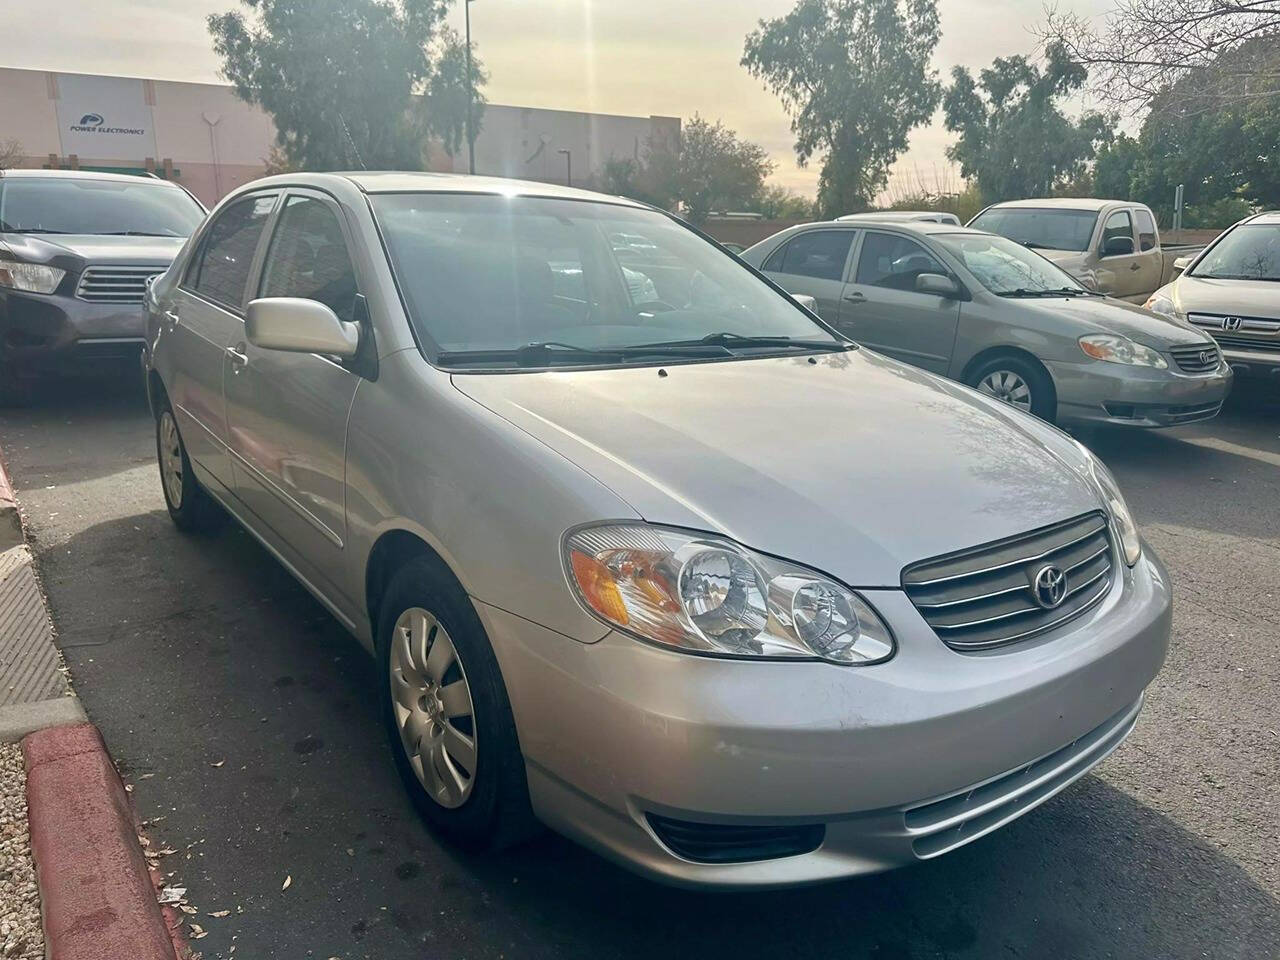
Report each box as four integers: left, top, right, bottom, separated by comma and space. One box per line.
968, 198, 1203, 303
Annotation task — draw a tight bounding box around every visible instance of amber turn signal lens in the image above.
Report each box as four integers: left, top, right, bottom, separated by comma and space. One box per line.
569, 549, 630, 625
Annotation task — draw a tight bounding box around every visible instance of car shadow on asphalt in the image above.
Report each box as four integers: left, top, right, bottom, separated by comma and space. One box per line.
36, 507, 1280, 960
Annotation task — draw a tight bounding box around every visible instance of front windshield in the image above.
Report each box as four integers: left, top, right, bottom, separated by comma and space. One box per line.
371, 193, 841, 367
1190, 224, 1280, 281
0, 177, 204, 236
935, 232, 1086, 295
968, 207, 1098, 252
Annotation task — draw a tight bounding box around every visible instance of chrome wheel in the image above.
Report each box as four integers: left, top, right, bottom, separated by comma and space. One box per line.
977, 370, 1033, 412
390, 607, 477, 808
159, 411, 184, 508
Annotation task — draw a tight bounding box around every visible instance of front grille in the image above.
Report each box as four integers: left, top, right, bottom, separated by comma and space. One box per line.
75, 266, 164, 304
647, 815, 825, 864
1189, 312, 1280, 335
1169, 341, 1220, 373
1213, 334, 1280, 354
902, 512, 1114, 650
1165, 400, 1223, 425
904, 697, 1141, 859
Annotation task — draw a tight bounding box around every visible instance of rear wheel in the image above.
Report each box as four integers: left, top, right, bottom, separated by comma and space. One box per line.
155, 397, 223, 532
377, 556, 536, 849
969, 355, 1056, 422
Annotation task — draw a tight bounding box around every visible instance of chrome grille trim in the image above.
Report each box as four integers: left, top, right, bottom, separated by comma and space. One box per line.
1214, 334, 1280, 354
904, 697, 1142, 859
1188, 312, 1280, 334
902, 512, 1115, 650
75, 265, 165, 304
1168, 341, 1220, 373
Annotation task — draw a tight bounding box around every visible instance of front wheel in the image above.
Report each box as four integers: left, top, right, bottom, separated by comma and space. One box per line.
377, 557, 537, 850
969, 355, 1056, 422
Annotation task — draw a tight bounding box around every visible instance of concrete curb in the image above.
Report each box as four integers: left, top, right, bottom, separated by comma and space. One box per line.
0, 449, 20, 551
0, 697, 86, 741
23, 723, 180, 960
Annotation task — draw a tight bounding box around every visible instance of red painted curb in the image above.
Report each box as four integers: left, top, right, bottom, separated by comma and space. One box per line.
23, 723, 179, 960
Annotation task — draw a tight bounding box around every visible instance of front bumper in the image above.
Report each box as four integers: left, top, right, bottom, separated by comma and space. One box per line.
1047, 356, 1233, 427
477, 548, 1171, 888
1218, 344, 1280, 381
0, 289, 147, 372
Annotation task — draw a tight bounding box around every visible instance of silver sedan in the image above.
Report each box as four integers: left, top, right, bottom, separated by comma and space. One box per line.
144, 173, 1170, 888
741, 221, 1232, 428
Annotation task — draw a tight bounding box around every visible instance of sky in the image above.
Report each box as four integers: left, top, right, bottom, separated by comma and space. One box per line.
1, 0, 1112, 199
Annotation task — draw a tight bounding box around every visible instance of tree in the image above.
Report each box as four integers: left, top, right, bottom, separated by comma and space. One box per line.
0, 139, 22, 171
1043, 1, 1280, 115
421, 27, 487, 158
742, 0, 941, 217
747, 184, 814, 220
209, 0, 481, 171
942, 44, 1115, 202
653, 116, 774, 224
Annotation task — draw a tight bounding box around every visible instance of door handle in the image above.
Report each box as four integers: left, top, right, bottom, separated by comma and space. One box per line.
226, 344, 248, 367
1129, 263, 1141, 271
843, 291, 866, 303
162, 308, 180, 325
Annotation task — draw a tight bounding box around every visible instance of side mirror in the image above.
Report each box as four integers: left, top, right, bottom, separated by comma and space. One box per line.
1102, 235, 1135, 257
791, 293, 818, 312
246, 297, 359, 358
1172, 254, 1193, 275
916, 272, 961, 298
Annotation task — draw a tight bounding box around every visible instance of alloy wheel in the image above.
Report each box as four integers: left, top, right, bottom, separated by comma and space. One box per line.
977, 370, 1033, 412
159, 411, 185, 508
390, 607, 477, 808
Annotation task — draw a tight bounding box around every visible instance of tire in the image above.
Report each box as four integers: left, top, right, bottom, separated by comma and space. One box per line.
377, 556, 536, 850
968, 354, 1056, 422
154, 395, 223, 532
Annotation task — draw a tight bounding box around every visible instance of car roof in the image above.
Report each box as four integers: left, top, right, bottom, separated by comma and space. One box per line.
784, 219, 980, 237
1245, 210, 1280, 224
836, 211, 955, 222
979, 198, 1129, 213
0, 168, 186, 189
306, 171, 649, 208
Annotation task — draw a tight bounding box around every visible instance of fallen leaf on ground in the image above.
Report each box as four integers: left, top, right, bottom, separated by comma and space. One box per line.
180, 905, 198, 915
208, 910, 230, 918
189, 922, 208, 939
158, 886, 187, 904
211, 760, 225, 768
282, 875, 292, 891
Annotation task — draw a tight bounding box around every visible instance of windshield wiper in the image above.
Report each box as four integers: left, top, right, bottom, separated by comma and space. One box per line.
1, 227, 71, 234
438, 340, 731, 368
1019, 241, 1054, 250
98, 230, 178, 237
629, 331, 849, 352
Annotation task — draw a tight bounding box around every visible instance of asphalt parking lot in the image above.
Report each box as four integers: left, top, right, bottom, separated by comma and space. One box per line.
1, 373, 1278, 960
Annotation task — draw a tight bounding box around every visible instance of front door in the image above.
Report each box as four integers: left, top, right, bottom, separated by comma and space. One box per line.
223, 191, 363, 601
839, 230, 961, 374
165, 192, 278, 491
759, 228, 857, 325
1096, 209, 1148, 301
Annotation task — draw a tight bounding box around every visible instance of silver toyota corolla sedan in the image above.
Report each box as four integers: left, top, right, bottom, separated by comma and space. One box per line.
742, 221, 1231, 427
143, 173, 1171, 888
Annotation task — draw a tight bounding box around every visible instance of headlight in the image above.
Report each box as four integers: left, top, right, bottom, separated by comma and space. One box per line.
1078, 334, 1167, 369
1143, 293, 1181, 320
564, 524, 895, 664
0, 259, 66, 295
1081, 452, 1141, 566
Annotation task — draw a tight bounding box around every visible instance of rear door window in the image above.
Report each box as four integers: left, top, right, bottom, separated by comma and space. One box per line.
187, 194, 276, 311
769, 230, 854, 281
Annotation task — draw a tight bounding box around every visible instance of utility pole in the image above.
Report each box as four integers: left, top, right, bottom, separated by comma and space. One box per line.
465, 0, 476, 175
557, 148, 571, 187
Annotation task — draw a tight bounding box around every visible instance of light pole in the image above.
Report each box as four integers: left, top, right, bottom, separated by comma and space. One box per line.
465, 0, 476, 175
557, 148, 571, 187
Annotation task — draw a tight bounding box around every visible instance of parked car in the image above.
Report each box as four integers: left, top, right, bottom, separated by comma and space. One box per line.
1145, 210, 1280, 384
967, 199, 1203, 303
145, 172, 1171, 888
742, 220, 1231, 427
838, 210, 961, 225
0, 169, 206, 403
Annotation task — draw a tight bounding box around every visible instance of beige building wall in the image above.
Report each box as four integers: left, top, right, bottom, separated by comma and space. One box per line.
0, 66, 677, 206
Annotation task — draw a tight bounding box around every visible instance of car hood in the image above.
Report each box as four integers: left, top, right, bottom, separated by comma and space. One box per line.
452, 350, 1103, 587
25, 233, 187, 264
1172, 274, 1280, 319
1018, 295, 1213, 348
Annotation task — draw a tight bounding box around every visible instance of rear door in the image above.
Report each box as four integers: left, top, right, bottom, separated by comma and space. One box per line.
222, 190, 364, 602
1130, 207, 1163, 296
167, 192, 278, 491
838, 230, 961, 374
758, 229, 857, 324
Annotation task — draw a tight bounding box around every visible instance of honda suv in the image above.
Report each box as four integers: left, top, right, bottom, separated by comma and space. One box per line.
0, 169, 205, 403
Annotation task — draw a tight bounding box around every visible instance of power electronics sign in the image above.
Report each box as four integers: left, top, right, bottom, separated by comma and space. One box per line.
55, 74, 158, 160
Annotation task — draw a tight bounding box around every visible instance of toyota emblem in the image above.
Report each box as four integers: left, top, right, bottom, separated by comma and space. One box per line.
1032, 564, 1067, 609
